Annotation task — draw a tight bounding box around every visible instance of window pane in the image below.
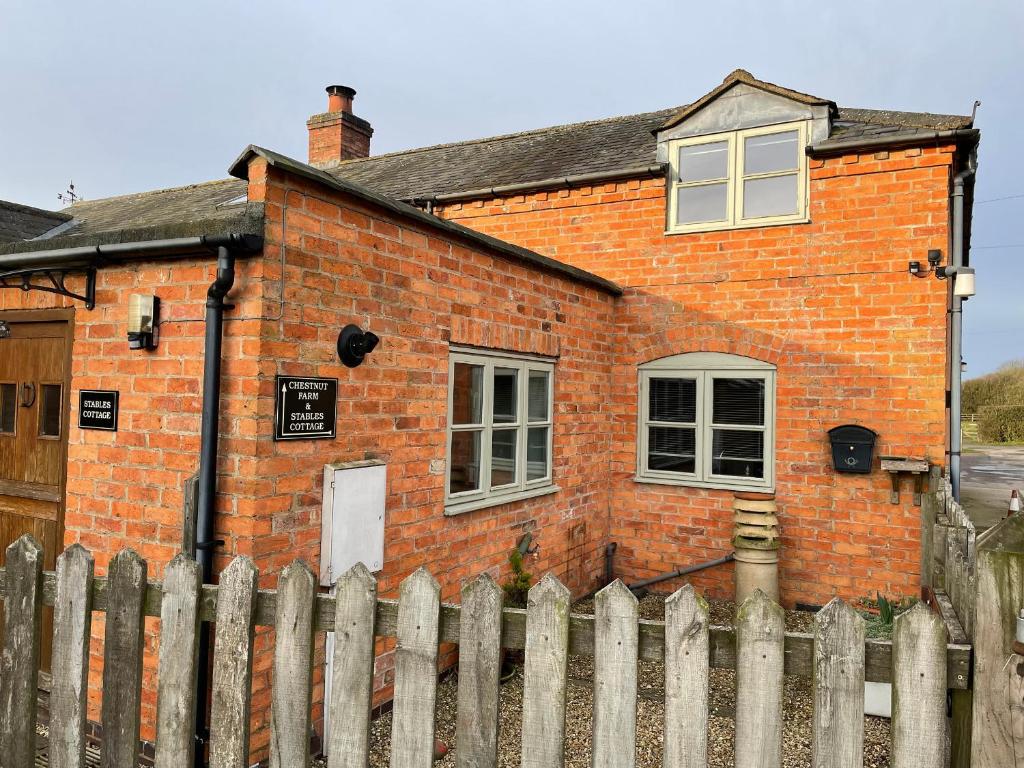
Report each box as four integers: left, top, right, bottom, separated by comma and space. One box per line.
648, 426, 696, 474
676, 183, 728, 225
0, 384, 15, 434
711, 429, 764, 478
712, 378, 765, 426
449, 431, 482, 493
678, 141, 728, 182
649, 378, 696, 423
527, 426, 549, 481
743, 130, 799, 175
491, 428, 518, 486
743, 174, 798, 219
528, 370, 549, 422
452, 363, 483, 425
39, 384, 62, 437
493, 367, 518, 423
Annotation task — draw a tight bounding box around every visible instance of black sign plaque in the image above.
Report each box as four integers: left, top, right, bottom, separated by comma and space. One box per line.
274, 376, 338, 441
78, 390, 119, 431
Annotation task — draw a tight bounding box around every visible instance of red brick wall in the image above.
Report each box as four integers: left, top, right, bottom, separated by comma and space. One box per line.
437, 144, 956, 606
242, 158, 617, 756
0, 253, 269, 739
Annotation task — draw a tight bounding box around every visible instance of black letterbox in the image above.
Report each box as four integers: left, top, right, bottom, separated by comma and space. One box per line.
828, 425, 877, 474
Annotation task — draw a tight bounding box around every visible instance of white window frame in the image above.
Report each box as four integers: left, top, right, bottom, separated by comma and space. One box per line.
666, 120, 809, 234
445, 348, 557, 515
636, 352, 776, 492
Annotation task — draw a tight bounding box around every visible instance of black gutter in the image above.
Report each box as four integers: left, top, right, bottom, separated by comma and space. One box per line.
808, 128, 980, 156
193, 246, 236, 767
0, 233, 263, 270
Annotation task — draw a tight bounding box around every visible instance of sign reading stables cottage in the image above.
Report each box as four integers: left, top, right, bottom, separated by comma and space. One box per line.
78, 390, 119, 431
273, 375, 338, 440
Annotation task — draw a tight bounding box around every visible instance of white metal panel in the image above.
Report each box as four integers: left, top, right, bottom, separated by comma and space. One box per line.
319, 460, 386, 587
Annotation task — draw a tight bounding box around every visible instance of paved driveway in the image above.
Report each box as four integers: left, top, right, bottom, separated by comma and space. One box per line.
960, 443, 1024, 529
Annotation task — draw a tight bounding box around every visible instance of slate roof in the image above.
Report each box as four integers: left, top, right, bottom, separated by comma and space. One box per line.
826, 107, 974, 145
0, 200, 72, 242
0, 73, 976, 254
328, 107, 677, 201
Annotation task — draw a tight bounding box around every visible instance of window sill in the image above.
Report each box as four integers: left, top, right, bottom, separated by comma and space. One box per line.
633, 475, 774, 494
444, 484, 560, 517
664, 216, 810, 236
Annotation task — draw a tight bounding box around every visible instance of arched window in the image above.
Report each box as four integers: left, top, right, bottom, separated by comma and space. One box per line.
637, 352, 775, 491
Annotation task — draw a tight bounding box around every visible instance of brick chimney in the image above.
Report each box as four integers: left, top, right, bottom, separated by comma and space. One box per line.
307, 85, 373, 167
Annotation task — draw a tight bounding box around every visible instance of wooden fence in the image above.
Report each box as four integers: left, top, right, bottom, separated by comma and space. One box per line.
0, 534, 973, 768
923, 472, 1024, 768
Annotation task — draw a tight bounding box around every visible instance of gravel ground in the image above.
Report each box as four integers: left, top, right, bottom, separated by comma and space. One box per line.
322, 596, 891, 768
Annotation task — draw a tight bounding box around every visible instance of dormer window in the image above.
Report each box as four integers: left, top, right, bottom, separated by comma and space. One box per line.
666, 121, 808, 233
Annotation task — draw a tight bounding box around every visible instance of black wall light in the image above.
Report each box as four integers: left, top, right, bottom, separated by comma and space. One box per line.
337, 324, 380, 367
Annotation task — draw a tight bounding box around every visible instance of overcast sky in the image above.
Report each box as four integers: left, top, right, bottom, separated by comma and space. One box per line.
1, 1, 1020, 376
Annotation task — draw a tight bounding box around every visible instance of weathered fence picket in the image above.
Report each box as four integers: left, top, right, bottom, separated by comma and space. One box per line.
891, 602, 947, 768
390, 568, 440, 768
734, 590, 785, 768
270, 560, 318, 768
0, 536, 43, 768
663, 584, 709, 768
154, 554, 201, 768
100, 549, 147, 768
48, 544, 94, 768
591, 580, 639, 768
455, 573, 503, 768
208, 556, 259, 768
520, 574, 570, 768
327, 563, 377, 768
0, 534, 988, 768
811, 599, 865, 768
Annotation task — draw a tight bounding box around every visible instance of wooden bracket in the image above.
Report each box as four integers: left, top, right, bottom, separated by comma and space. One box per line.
880, 457, 930, 505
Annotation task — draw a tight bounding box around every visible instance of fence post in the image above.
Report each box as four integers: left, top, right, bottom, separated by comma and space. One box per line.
812, 599, 865, 768
49, 544, 95, 768
208, 556, 259, 768
327, 563, 377, 768
456, 573, 503, 768
970, 517, 1024, 768
154, 555, 202, 768
520, 574, 570, 768
0, 535, 43, 768
921, 467, 942, 593
891, 602, 946, 768
100, 549, 148, 768
735, 590, 784, 768
270, 560, 318, 768
663, 584, 709, 768
591, 580, 638, 768
389, 568, 440, 768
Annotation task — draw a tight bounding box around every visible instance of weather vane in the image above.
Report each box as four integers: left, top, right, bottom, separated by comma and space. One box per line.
57, 180, 82, 205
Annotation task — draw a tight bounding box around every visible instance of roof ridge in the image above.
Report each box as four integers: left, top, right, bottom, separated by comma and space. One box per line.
837, 106, 973, 120
68, 176, 243, 208
0, 198, 72, 221
332, 105, 683, 167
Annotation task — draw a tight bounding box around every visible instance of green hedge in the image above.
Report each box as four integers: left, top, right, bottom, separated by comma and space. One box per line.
978, 405, 1024, 443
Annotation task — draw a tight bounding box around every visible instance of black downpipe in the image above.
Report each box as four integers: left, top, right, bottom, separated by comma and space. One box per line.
193, 246, 235, 766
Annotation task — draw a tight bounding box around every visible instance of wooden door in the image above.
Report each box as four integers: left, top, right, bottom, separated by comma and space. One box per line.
0, 314, 72, 671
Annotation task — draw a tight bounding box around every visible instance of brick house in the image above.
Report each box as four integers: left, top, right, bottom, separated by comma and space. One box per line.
0, 70, 978, 760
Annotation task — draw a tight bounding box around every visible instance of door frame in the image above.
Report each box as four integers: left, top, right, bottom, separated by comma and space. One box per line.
0, 307, 75, 558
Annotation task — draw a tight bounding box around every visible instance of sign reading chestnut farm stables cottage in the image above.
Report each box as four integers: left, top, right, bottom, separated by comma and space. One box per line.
78, 390, 119, 431
274, 375, 338, 440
